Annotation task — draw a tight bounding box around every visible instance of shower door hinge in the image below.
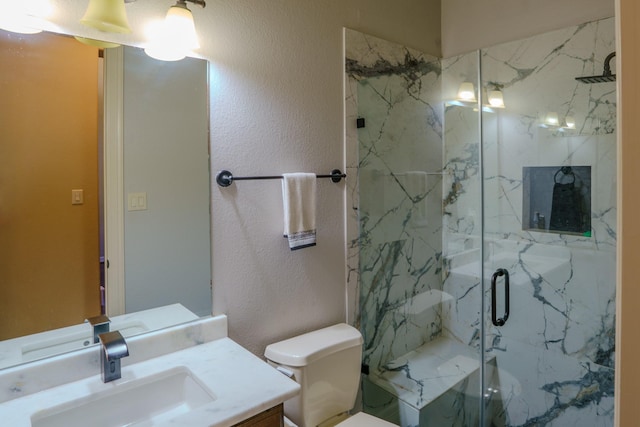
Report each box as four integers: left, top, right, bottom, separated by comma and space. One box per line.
356, 118, 366, 128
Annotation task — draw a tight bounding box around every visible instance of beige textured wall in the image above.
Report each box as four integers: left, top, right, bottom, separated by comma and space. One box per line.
615, 1, 637, 425
0, 31, 100, 340
442, 0, 614, 56
207, 0, 440, 356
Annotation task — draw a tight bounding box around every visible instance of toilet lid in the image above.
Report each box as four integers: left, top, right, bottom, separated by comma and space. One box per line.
336, 412, 398, 427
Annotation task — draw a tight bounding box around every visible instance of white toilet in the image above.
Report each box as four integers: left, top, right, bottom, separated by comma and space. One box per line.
265, 323, 398, 427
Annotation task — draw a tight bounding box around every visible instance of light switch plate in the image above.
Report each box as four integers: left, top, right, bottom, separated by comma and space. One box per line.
128, 192, 147, 211
71, 189, 84, 205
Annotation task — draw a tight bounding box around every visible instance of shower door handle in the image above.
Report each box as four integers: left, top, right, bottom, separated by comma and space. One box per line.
491, 268, 510, 327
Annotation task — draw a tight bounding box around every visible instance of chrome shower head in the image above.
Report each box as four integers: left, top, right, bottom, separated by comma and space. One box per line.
575, 52, 616, 83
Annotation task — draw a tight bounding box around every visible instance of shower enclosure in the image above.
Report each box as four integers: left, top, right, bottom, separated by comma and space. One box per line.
345, 16, 616, 427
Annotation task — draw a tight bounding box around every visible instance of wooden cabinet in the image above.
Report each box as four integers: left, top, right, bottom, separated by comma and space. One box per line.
233, 404, 284, 427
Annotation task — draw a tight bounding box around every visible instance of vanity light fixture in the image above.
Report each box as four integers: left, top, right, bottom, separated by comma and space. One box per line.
144, 0, 206, 62
0, 0, 53, 34
80, 0, 131, 34
457, 82, 477, 102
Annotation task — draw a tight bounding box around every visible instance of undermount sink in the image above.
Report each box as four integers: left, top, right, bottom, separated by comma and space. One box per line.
30, 367, 216, 427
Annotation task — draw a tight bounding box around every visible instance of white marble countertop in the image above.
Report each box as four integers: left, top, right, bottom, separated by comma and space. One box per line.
2, 337, 300, 426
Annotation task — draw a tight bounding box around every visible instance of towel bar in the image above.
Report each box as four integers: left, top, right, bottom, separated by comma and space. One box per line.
216, 169, 346, 187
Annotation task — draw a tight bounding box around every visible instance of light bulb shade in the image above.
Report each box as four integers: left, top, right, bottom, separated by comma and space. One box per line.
457, 82, 476, 102
165, 5, 199, 49
81, 0, 131, 34
488, 90, 505, 108
144, 4, 199, 61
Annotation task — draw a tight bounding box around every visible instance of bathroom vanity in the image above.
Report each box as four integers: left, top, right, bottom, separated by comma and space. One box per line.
0, 315, 299, 426
233, 405, 284, 426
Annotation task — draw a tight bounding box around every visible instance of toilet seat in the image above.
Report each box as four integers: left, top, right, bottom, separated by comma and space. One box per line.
335, 412, 398, 427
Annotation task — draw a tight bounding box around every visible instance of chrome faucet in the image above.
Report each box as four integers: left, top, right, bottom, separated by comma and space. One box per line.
98, 331, 129, 383
86, 315, 111, 344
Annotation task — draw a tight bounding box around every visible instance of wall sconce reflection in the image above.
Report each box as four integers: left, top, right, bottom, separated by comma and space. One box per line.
540, 112, 578, 131
448, 81, 506, 112
457, 82, 477, 102
487, 90, 504, 108
487, 84, 505, 108
487, 89, 504, 108
545, 112, 559, 126
564, 116, 576, 129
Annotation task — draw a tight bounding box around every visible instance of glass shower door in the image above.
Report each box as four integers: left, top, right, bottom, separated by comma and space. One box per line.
479, 17, 617, 427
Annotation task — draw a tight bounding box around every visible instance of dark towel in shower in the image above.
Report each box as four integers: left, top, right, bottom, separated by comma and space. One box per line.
549, 182, 586, 233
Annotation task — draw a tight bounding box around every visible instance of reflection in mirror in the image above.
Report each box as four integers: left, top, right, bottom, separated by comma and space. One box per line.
120, 45, 211, 316
0, 29, 211, 368
0, 304, 198, 369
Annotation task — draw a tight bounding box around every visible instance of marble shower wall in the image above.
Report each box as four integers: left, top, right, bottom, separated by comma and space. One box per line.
443, 17, 616, 426
344, 29, 443, 371
481, 17, 616, 249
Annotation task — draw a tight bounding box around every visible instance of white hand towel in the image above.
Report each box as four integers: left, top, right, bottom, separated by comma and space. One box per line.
282, 173, 317, 250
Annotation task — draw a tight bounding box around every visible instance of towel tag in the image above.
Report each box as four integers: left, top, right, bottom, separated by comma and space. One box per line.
285, 230, 317, 250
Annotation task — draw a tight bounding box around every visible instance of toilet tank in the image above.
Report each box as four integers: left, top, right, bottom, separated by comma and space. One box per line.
265, 324, 364, 427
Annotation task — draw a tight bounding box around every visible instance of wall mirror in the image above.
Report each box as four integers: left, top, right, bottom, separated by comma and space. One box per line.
0, 28, 212, 369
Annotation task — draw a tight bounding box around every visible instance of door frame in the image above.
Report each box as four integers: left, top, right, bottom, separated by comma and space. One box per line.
103, 47, 125, 316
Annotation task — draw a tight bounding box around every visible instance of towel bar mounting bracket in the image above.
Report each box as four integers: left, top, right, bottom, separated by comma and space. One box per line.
216, 170, 235, 187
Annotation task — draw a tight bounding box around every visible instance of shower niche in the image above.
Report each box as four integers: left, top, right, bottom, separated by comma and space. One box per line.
522, 166, 592, 235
